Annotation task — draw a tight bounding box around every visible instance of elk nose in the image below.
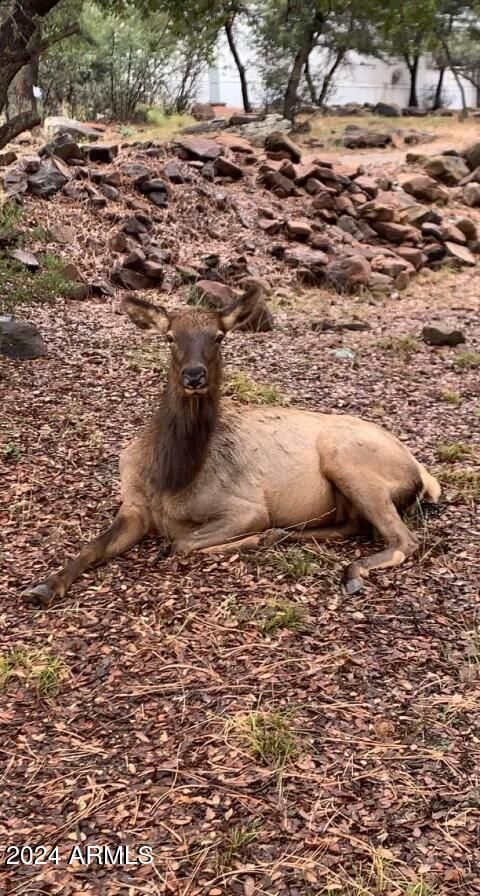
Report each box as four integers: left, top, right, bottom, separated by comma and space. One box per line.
181, 366, 207, 389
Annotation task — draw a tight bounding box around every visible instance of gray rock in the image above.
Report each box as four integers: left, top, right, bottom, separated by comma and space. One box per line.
343, 127, 392, 149
424, 155, 469, 186
463, 141, 480, 170
40, 132, 85, 163
0, 151, 18, 166
422, 324, 466, 346
0, 317, 47, 359
9, 248, 39, 270
374, 102, 401, 117
27, 158, 70, 196
44, 116, 102, 141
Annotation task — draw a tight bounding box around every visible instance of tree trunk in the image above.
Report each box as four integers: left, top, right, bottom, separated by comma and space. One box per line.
441, 38, 468, 118
284, 34, 315, 120
405, 54, 420, 107
432, 66, 445, 109
304, 57, 317, 104
224, 18, 251, 112
318, 49, 345, 106
0, 0, 65, 148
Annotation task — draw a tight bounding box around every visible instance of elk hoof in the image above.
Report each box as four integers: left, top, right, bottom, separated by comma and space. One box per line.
21, 581, 55, 607
343, 576, 364, 595
259, 528, 289, 547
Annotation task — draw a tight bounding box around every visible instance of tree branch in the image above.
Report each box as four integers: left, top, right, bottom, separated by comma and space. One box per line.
33, 22, 81, 56
0, 109, 41, 149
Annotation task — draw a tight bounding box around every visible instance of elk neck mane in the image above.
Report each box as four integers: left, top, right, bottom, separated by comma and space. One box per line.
150, 367, 223, 494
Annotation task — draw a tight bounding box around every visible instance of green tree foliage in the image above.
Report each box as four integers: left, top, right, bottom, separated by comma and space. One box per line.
40, 1, 216, 119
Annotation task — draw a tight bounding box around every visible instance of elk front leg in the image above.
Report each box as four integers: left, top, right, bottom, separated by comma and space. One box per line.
173, 508, 285, 555
22, 505, 149, 606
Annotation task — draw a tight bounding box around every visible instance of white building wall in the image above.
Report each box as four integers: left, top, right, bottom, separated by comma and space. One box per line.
196, 26, 476, 110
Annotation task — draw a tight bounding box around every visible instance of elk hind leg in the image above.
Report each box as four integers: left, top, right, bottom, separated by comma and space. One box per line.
329, 475, 419, 594
22, 506, 149, 606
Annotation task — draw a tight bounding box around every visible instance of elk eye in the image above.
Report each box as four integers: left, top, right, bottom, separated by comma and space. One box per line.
166, 333, 174, 344
215, 332, 225, 343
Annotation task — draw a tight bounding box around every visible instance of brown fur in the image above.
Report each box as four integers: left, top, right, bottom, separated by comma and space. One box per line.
22, 290, 441, 606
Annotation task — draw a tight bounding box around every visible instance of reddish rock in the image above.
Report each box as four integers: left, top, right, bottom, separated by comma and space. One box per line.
311, 191, 336, 211
305, 177, 324, 195
335, 195, 356, 217
402, 175, 449, 203
260, 170, 298, 198
424, 155, 469, 185
360, 200, 394, 222
284, 245, 329, 269
395, 246, 427, 269
371, 255, 415, 278
444, 242, 476, 265
372, 221, 418, 243
259, 218, 283, 235
163, 160, 185, 183
264, 131, 302, 163
324, 255, 372, 292
285, 219, 313, 242
462, 182, 480, 207
354, 175, 378, 197
142, 260, 164, 281
196, 280, 235, 307
440, 223, 466, 245
175, 136, 222, 161
279, 159, 297, 180
214, 156, 244, 179
455, 217, 477, 241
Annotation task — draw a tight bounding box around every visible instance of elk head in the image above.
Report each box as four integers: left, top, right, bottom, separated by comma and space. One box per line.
122, 285, 262, 397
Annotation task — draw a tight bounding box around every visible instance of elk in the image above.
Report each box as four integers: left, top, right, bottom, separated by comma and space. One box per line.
22, 286, 441, 605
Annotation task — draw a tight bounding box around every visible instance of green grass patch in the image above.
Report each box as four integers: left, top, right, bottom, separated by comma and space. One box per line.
438, 468, 480, 499
216, 823, 259, 870
226, 710, 298, 769
376, 335, 421, 358
454, 351, 480, 370
126, 343, 167, 371
437, 388, 461, 406
224, 371, 287, 405
1, 442, 21, 461
0, 648, 68, 696
0, 253, 76, 313
0, 200, 22, 243
261, 598, 307, 634
435, 441, 473, 463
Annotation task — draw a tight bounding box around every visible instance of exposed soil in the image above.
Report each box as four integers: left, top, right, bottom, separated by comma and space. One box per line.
1, 131, 480, 895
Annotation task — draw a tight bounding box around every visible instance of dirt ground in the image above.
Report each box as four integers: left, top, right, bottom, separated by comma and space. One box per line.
1, 117, 480, 895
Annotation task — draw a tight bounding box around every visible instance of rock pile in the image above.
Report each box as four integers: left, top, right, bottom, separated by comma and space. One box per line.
2, 124, 479, 306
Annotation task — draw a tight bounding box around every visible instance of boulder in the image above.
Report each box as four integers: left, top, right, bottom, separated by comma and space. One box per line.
440, 222, 466, 245
359, 200, 394, 222
462, 182, 480, 207
3, 167, 28, 197
44, 116, 102, 140
214, 156, 244, 179
422, 324, 466, 346
111, 266, 152, 290
372, 221, 418, 243
259, 218, 283, 235
9, 248, 39, 270
196, 280, 235, 307
284, 245, 329, 275
401, 175, 449, 203
175, 136, 222, 161
27, 157, 70, 196
343, 127, 392, 149
182, 119, 228, 135
0, 316, 47, 359
374, 102, 401, 117
423, 155, 469, 186
395, 246, 427, 270
463, 141, 480, 170
83, 144, 118, 163
0, 151, 18, 166
233, 113, 291, 143
264, 131, 302, 163
163, 161, 185, 183
285, 219, 313, 242
39, 132, 85, 163
311, 190, 336, 211
279, 159, 297, 180
260, 170, 297, 198
455, 217, 477, 241
324, 255, 371, 292
100, 183, 119, 201
191, 102, 215, 121
444, 242, 476, 265
354, 175, 378, 197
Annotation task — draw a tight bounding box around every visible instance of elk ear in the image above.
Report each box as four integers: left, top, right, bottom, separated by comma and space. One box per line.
121, 295, 170, 333
220, 284, 263, 332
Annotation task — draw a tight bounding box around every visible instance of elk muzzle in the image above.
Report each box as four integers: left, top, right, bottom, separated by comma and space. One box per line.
181, 365, 208, 394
